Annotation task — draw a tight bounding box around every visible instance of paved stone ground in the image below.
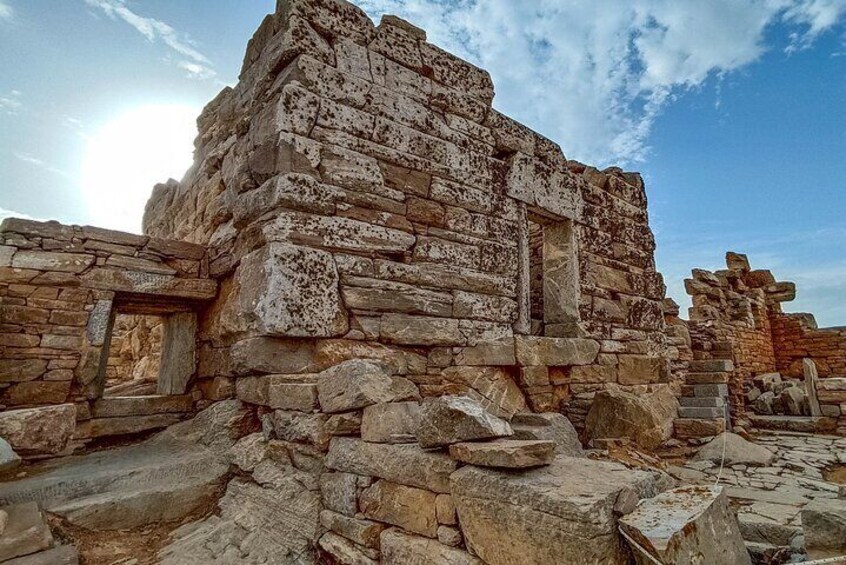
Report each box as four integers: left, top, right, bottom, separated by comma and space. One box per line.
670, 432, 846, 558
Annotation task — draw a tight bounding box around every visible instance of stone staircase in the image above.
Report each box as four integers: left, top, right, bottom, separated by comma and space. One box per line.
674, 359, 733, 440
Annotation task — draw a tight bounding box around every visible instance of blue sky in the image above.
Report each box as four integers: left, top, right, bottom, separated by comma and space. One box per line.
0, 0, 844, 326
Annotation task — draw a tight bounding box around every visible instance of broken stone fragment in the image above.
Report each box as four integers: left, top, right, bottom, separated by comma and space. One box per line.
510, 412, 584, 457
451, 455, 659, 564
585, 386, 678, 450
619, 486, 751, 565
691, 432, 776, 467
380, 528, 483, 564
415, 395, 513, 449
802, 498, 846, 551
0, 404, 76, 455
0, 503, 54, 563
448, 440, 555, 468
316, 360, 419, 413
0, 438, 21, 472
318, 531, 379, 565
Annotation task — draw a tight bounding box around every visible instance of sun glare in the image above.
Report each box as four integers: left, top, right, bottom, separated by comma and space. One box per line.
81, 104, 198, 233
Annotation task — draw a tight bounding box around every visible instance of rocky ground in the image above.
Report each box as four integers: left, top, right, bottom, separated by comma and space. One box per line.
669, 431, 846, 562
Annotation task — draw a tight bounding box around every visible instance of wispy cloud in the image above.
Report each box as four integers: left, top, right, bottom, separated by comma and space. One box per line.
0, 1, 13, 22
0, 207, 40, 222
0, 90, 22, 114
357, 0, 846, 166
13, 152, 73, 179
83, 0, 217, 80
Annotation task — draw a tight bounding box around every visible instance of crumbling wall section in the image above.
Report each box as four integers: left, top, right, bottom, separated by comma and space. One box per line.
771, 313, 846, 379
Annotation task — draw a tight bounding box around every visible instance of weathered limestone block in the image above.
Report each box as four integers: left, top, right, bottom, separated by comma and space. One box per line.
448, 440, 555, 469
505, 153, 582, 220
619, 486, 751, 565
381, 529, 482, 565
80, 269, 216, 300
230, 338, 317, 376
0, 404, 76, 455
585, 386, 678, 450
380, 314, 464, 346
617, 355, 668, 385
514, 337, 599, 366
271, 410, 330, 449
11, 250, 94, 273
325, 438, 456, 493
454, 338, 516, 366
450, 456, 658, 565
318, 532, 378, 565
510, 412, 584, 457
316, 360, 418, 413
236, 375, 319, 411
0, 503, 54, 563
416, 396, 512, 448
802, 499, 846, 550
803, 359, 823, 417
230, 432, 269, 473
233, 174, 338, 228
320, 472, 366, 517
341, 278, 452, 317
452, 291, 517, 324
264, 210, 415, 254
361, 402, 420, 444
691, 433, 775, 466
360, 480, 438, 537
237, 243, 348, 337
158, 312, 197, 395
440, 366, 527, 418
320, 510, 385, 549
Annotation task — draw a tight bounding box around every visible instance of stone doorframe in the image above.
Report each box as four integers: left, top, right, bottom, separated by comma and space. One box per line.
514, 202, 581, 338
81, 296, 199, 400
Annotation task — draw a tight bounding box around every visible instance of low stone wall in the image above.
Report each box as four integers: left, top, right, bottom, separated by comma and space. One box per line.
771, 313, 846, 378
0, 218, 217, 446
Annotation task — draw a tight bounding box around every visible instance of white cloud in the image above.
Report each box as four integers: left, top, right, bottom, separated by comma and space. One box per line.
13, 152, 73, 179
83, 0, 217, 80
0, 207, 40, 222
0, 1, 12, 22
0, 90, 22, 114
357, 0, 846, 166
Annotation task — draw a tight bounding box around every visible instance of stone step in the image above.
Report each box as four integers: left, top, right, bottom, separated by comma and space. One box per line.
680, 397, 725, 408
748, 415, 837, 434
689, 359, 734, 373
92, 395, 194, 418
0, 503, 54, 563
685, 372, 729, 385
681, 384, 729, 398
673, 418, 726, 439
678, 407, 724, 419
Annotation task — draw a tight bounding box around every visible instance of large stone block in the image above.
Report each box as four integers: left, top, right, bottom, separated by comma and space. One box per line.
585, 386, 678, 450
361, 402, 420, 444
619, 486, 750, 565
514, 337, 599, 367
360, 480, 438, 537
0, 404, 76, 455
802, 499, 846, 550
450, 455, 658, 565
440, 366, 526, 418
416, 396, 512, 448
237, 243, 348, 337
316, 360, 419, 413
0, 503, 54, 563
236, 375, 319, 411
380, 314, 464, 346
325, 438, 456, 493
381, 529, 482, 565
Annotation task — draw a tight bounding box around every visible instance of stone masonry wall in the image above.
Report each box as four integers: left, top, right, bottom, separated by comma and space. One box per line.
771, 313, 846, 379
0, 218, 215, 443
142, 0, 669, 432
684, 252, 797, 420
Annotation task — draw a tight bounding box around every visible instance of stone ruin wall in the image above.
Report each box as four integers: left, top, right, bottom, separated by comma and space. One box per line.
141, 0, 670, 433
684, 251, 846, 433
105, 314, 163, 394
0, 218, 215, 442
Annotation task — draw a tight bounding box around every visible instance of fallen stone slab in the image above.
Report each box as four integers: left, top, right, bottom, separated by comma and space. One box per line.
619, 486, 751, 565
0, 402, 253, 530
450, 455, 659, 564
802, 498, 846, 550
380, 528, 482, 565
416, 395, 512, 448
317, 360, 419, 413
448, 440, 555, 468
0, 405, 76, 455
0, 502, 54, 563
691, 432, 776, 466
510, 412, 584, 457
2, 545, 79, 565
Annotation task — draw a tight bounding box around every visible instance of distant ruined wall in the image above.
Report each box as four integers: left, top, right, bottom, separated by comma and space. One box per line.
141, 0, 669, 429
771, 313, 846, 378
105, 315, 163, 393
